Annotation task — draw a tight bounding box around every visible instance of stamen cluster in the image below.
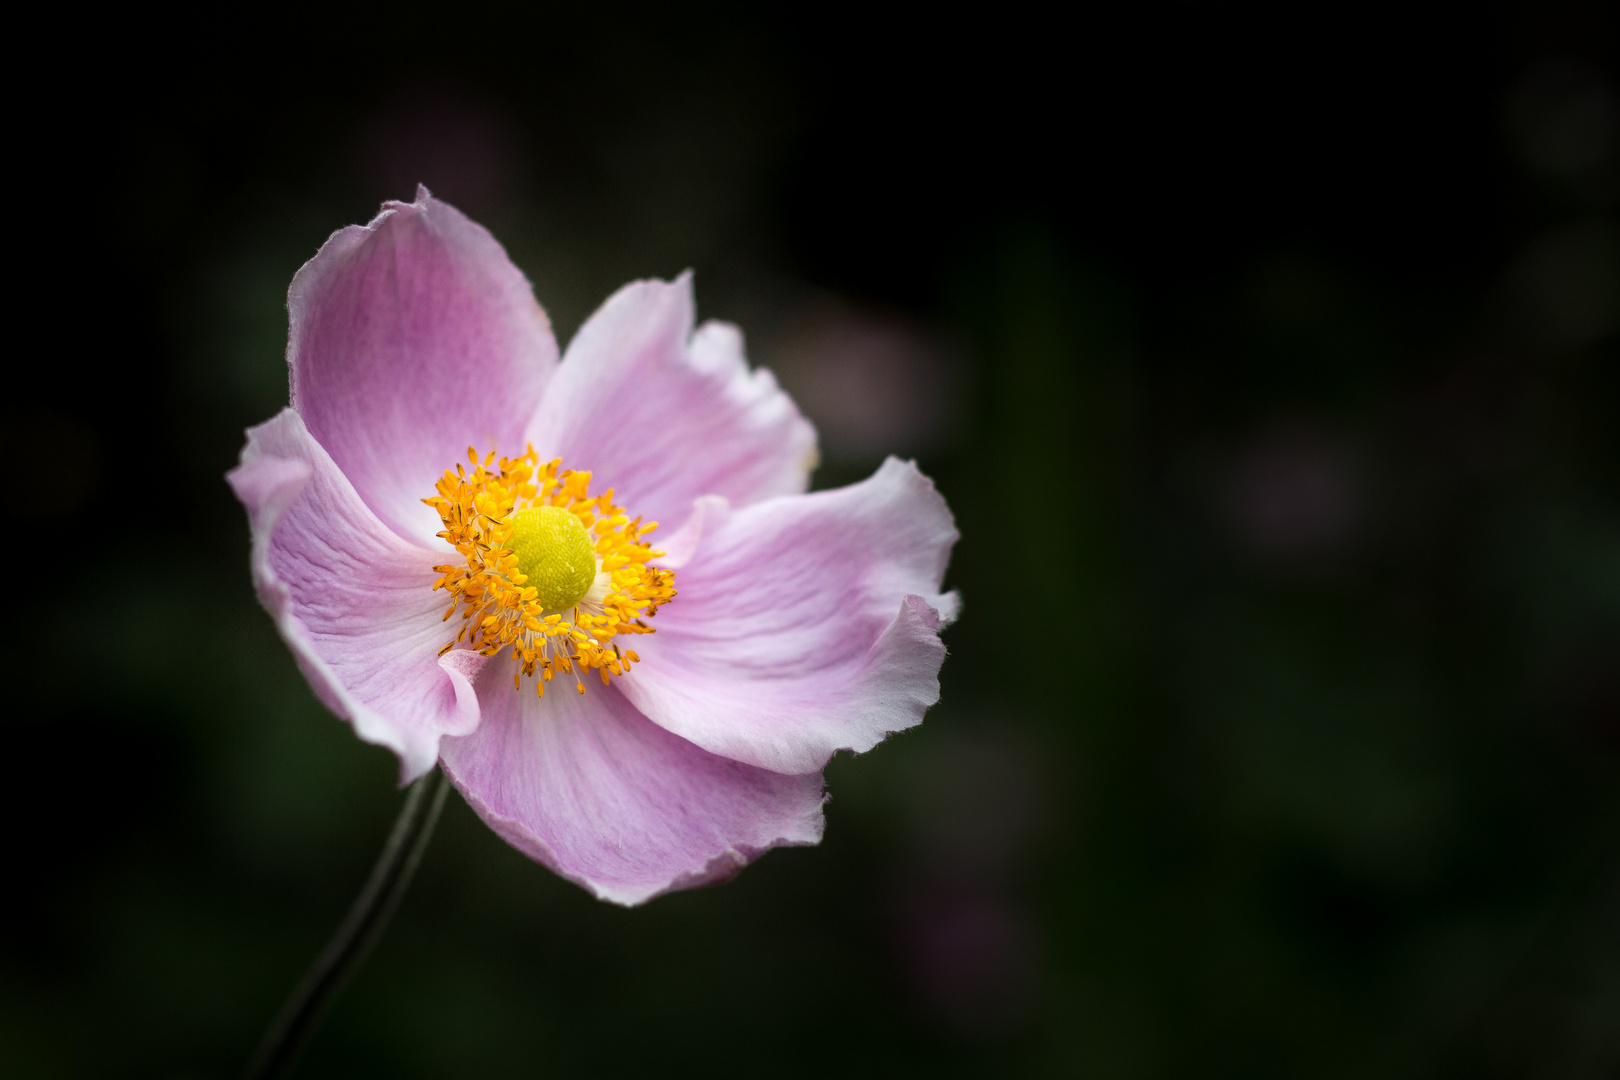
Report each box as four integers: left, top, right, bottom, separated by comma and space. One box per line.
425, 447, 676, 695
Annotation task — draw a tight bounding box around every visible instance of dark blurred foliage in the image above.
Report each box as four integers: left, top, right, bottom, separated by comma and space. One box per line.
5, 1, 1619, 1076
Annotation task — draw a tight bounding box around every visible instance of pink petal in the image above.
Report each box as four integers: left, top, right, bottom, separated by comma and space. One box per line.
227, 408, 486, 782
439, 675, 825, 906
289, 186, 558, 546
618, 457, 960, 775
527, 274, 817, 533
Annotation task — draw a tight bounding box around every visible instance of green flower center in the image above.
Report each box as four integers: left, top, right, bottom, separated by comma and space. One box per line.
508, 505, 597, 611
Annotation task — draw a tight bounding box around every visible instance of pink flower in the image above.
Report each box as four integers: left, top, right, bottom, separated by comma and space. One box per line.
227, 189, 959, 905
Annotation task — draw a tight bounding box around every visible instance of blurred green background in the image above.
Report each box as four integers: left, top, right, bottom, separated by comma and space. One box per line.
6, 2, 1620, 1077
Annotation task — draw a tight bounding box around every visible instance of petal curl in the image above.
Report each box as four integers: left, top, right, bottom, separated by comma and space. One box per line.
527, 274, 817, 533
289, 186, 558, 546
439, 675, 825, 906
227, 408, 486, 782
618, 458, 960, 775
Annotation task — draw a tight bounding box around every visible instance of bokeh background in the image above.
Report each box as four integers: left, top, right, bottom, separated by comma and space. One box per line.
7, 2, 1620, 1076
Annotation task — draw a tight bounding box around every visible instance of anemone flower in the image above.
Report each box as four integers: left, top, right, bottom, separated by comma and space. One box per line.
228, 187, 959, 907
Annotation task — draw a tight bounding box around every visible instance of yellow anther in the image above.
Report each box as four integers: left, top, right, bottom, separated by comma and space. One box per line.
422, 446, 676, 698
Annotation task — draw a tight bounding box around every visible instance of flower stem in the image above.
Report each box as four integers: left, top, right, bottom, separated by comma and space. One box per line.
244, 765, 452, 1080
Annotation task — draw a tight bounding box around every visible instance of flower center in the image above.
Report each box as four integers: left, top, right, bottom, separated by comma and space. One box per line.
508, 505, 596, 611
424, 447, 677, 696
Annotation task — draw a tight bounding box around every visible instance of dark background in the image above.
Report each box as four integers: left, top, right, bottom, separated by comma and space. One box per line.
6, 2, 1619, 1076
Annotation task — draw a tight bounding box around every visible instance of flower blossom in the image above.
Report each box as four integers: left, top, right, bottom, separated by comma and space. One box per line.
227, 188, 959, 905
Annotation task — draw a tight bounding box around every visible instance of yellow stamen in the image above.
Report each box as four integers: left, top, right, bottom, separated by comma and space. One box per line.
422, 446, 676, 695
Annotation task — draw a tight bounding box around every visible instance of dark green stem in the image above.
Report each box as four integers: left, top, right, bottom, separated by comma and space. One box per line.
244, 765, 451, 1080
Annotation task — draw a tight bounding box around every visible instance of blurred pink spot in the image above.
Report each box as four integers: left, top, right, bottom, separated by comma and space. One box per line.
898, 888, 1037, 1037
359, 88, 516, 217
1228, 422, 1361, 557
767, 298, 958, 463
888, 725, 1047, 1035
